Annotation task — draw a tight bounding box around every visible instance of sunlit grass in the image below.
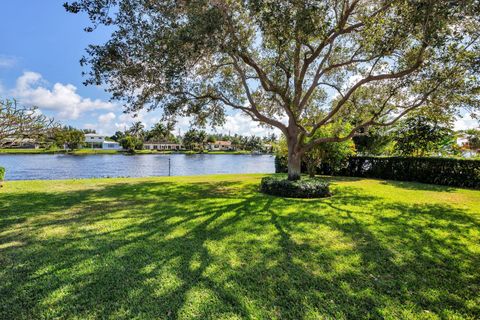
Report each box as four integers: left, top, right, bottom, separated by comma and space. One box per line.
1, 174, 479, 319
0, 148, 62, 154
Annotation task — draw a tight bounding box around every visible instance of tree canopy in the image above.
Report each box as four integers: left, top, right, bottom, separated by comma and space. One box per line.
0, 99, 56, 147
393, 115, 456, 156
463, 129, 480, 150
66, 0, 480, 179
53, 126, 86, 150
182, 128, 207, 151
145, 121, 177, 142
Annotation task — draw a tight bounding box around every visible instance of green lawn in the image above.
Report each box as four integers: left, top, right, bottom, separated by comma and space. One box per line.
0, 149, 120, 155
1, 175, 479, 319
0, 148, 257, 155
0, 148, 64, 154
69, 149, 122, 155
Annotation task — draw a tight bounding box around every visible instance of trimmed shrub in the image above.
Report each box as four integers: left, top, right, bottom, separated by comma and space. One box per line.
276, 156, 480, 189
260, 175, 331, 198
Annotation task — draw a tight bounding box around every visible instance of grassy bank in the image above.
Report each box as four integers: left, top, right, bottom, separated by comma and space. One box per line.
0, 149, 119, 155
0, 148, 259, 155
1, 174, 479, 319
69, 149, 122, 155
0, 148, 65, 154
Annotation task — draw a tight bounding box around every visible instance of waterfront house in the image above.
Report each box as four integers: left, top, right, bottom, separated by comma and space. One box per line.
84, 134, 122, 150
144, 141, 183, 151
456, 133, 480, 158
457, 134, 470, 149
207, 140, 234, 151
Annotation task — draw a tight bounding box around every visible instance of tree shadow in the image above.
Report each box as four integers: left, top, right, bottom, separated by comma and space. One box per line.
0, 178, 478, 319
379, 180, 458, 192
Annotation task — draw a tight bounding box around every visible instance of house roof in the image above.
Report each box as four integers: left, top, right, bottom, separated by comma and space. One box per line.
144, 141, 181, 145
212, 140, 232, 146
85, 134, 105, 138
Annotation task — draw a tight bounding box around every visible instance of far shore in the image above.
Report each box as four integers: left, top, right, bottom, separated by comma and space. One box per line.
0, 148, 270, 155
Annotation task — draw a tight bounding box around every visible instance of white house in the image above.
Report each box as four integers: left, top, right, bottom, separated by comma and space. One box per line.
207, 140, 233, 151
457, 135, 469, 148
144, 142, 183, 151
102, 141, 122, 150
84, 134, 122, 150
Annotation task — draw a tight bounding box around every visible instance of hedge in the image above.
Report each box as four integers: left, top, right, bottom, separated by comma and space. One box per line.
0, 167, 4, 187
276, 156, 480, 189
260, 175, 331, 198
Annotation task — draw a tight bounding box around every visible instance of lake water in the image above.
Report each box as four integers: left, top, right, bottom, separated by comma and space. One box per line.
0, 154, 275, 180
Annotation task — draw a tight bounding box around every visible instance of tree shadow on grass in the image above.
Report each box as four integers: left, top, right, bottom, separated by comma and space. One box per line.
0, 179, 479, 319
271, 188, 480, 318
379, 180, 459, 192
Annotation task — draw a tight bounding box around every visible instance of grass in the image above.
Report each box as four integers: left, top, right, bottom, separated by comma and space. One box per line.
0, 148, 64, 154
69, 149, 122, 155
99, 150, 255, 155
203, 150, 252, 155
0, 148, 258, 155
0, 174, 479, 319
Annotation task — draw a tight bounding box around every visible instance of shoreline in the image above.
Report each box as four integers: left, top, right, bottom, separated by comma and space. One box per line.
0, 149, 270, 155
1, 172, 272, 183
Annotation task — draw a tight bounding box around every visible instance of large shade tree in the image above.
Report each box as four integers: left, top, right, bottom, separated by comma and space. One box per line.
66, 0, 480, 180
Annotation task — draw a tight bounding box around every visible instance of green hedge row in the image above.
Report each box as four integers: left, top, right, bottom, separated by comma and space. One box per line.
276, 156, 480, 189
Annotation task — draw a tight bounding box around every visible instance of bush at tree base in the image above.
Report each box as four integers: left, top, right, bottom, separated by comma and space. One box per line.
260, 175, 331, 198
275, 156, 480, 189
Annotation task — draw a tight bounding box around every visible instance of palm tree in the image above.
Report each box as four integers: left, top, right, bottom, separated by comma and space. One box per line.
128, 121, 145, 139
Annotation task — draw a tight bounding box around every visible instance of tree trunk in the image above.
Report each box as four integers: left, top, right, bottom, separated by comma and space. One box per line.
287, 138, 303, 180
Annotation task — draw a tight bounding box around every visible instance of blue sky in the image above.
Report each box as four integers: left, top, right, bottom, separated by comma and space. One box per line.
0, 1, 477, 135
0, 0, 273, 136
0, 1, 118, 130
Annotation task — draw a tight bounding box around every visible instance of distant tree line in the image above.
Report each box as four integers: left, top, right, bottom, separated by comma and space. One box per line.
3, 98, 476, 158
109, 121, 278, 152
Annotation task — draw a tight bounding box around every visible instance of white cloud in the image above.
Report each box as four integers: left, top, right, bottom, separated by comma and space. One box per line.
98, 112, 116, 124
83, 123, 97, 131
0, 55, 17, 68
176, 112, 282, 137
455, 114, 479, 131
87, 111, 152, 134
12, 71, 116, 119
219, 112, 279, 136
6, 71, 284, 136
86, 110, 282, 137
